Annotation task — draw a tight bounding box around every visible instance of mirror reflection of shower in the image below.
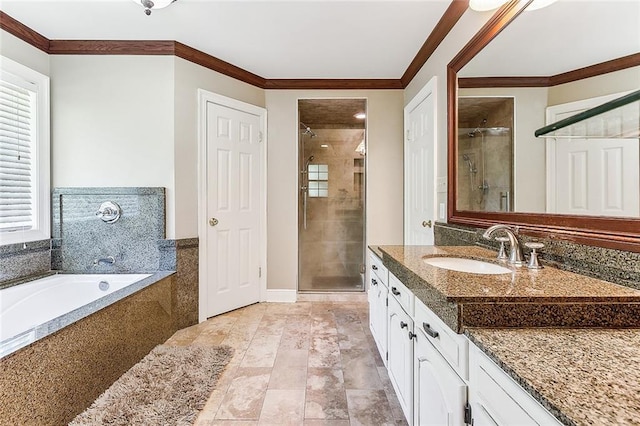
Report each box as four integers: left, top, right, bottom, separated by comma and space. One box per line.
297, 99, 367, 292
458, 97, 514, 212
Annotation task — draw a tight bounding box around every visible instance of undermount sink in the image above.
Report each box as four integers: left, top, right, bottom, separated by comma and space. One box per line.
423, 257, 512, 275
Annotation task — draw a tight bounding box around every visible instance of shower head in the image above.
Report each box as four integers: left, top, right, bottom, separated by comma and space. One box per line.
300, 122, 317, 138
462, 154, 476, 173
304, 155, 314, 168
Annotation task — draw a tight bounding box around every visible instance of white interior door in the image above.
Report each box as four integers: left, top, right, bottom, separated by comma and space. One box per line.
546, 92, 639, 217
204, 97, 263, 317
405, 78, 436, 245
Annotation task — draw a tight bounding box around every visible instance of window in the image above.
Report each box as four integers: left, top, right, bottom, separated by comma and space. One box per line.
308, 164, 328, 198
0, 56, 50, 245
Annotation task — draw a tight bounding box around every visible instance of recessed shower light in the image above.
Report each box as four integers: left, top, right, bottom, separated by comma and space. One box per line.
354, 113, 366, 120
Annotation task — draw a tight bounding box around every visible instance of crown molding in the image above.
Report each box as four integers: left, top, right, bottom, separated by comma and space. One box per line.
0, 11, 49, 53
401, 0, 469, 87
457, 53, 640, 89
1, 1, 463, 90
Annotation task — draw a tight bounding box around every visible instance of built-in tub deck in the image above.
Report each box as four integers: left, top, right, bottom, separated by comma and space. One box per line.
0, 271, 177, 425
0, 271, 174, 358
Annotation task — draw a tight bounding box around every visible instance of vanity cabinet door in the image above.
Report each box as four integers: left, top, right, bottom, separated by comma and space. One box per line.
414, 329, 467, 426
388, 295, 414, 424
368, 270, 388, 366
469, 343, 562, 426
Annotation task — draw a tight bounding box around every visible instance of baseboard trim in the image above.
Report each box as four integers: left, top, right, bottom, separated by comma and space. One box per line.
264, 289, 297, 303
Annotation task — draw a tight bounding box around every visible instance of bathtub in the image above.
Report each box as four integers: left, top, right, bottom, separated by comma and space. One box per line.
0, 271, 176, 424
0, 273, 152, 358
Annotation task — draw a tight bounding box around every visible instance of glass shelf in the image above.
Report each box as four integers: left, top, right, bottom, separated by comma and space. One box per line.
535, 89, 640, 139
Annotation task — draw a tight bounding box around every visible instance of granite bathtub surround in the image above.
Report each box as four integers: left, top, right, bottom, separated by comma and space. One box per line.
467, 328, 640, 426
0, 275, 176, 425
52, 187, 166, 273
171, 238, 200, 329
434, 221, 640, 290
376, 245, 640, 332
0, 239, 51, 287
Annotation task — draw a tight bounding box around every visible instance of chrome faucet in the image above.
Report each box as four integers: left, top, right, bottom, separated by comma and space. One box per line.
94, 256, 116, 266
482, 224, 526, 267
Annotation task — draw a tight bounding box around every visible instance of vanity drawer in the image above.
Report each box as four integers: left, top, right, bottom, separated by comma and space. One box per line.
389, 272, 414, 316
369, 250, 388, 286
414, 297, 468, 380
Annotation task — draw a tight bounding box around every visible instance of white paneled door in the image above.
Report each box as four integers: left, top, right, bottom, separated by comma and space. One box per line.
405, 78, 436, 245
546, 92, 639, 217
204, 97, 263, 318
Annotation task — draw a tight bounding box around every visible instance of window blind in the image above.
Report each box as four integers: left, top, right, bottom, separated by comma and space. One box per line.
0, 79, 34, 232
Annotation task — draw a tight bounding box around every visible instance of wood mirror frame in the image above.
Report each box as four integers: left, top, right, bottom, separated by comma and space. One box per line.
446, 0, 640, 252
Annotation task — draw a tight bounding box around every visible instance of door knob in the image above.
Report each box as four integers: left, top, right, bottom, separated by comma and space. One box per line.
422, 220, 432, 228
209, 218, 219, 227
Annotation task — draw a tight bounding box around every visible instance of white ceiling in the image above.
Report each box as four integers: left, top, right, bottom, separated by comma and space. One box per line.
0, 0, 452, 79
460, 0, 640, 77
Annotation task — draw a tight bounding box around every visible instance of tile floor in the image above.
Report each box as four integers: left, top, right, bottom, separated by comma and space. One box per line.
164, 294, 407, 426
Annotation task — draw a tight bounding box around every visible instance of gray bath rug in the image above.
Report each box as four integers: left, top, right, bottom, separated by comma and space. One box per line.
69, 344, 233, 426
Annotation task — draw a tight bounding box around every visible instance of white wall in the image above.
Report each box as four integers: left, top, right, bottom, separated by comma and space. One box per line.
173, 57, 265, 239
50, 55, 176, 236
404, 9, 499, 219
547, 66, 640, 106
264, 90, 404, 291
0, 30, 50, 76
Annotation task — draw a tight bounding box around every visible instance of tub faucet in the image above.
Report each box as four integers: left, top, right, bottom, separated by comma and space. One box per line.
94, 256, 116, 266
482, 224, 525, 267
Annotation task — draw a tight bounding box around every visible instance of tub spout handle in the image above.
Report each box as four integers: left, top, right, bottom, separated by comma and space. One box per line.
94, 256, 116, 266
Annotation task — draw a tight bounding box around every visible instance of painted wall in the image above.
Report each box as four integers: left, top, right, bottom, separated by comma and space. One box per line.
547, 65, 640, 106
0, 30, 50, 76
265, 90, 404, 291
404, 9, 500, 221
50, 55, 176, 236
173, 57, 265, 239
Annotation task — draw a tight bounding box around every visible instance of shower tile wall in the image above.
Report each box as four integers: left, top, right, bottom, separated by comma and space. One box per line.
300, 129, 365, 291
458, 98, 514, 212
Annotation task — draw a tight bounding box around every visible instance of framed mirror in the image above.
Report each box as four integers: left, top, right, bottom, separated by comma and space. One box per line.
447, 0, 640, 252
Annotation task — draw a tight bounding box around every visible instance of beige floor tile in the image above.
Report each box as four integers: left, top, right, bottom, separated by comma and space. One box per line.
215, 367, 272, 420
258, 389, 305, 425
196, 421, 259, 426
308, 335, 342, 368
346, 389, 396, 426
303, 421, 350, 426
340, 348, 383, 390
241, 333, 281, 368
305, 368, 349, 420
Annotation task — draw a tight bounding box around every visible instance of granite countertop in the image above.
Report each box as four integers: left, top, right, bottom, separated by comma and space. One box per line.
375, 245, 640, 330
467, 328, 640, 426
377, 245, 640, 303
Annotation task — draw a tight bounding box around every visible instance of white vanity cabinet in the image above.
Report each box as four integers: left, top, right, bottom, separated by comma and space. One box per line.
413, 298, 469, 426
367, 252, 562, 426
468, 343, 562, 426
368, 250, 389, 366
387, 272, 415, 423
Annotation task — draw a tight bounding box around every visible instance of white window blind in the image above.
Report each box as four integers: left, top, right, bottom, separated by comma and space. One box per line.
0, 77, 36, 232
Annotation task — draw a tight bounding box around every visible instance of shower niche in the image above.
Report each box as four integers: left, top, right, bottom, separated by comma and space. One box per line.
298, 99, 367, 292
458, 97, 514, 212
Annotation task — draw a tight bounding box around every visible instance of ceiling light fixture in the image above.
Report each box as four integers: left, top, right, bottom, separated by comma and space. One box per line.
468, 0, 509, 11
132, 0, 177, 16
354, 113, 366, 120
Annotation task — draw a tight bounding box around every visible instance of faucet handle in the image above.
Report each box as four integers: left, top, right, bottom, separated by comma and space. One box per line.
495, 237, 510, 261
525, 242, 544, 269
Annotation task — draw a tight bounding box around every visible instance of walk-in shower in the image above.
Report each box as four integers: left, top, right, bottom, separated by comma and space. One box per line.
298, 99, 367, 292
458, 97, 514, 212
